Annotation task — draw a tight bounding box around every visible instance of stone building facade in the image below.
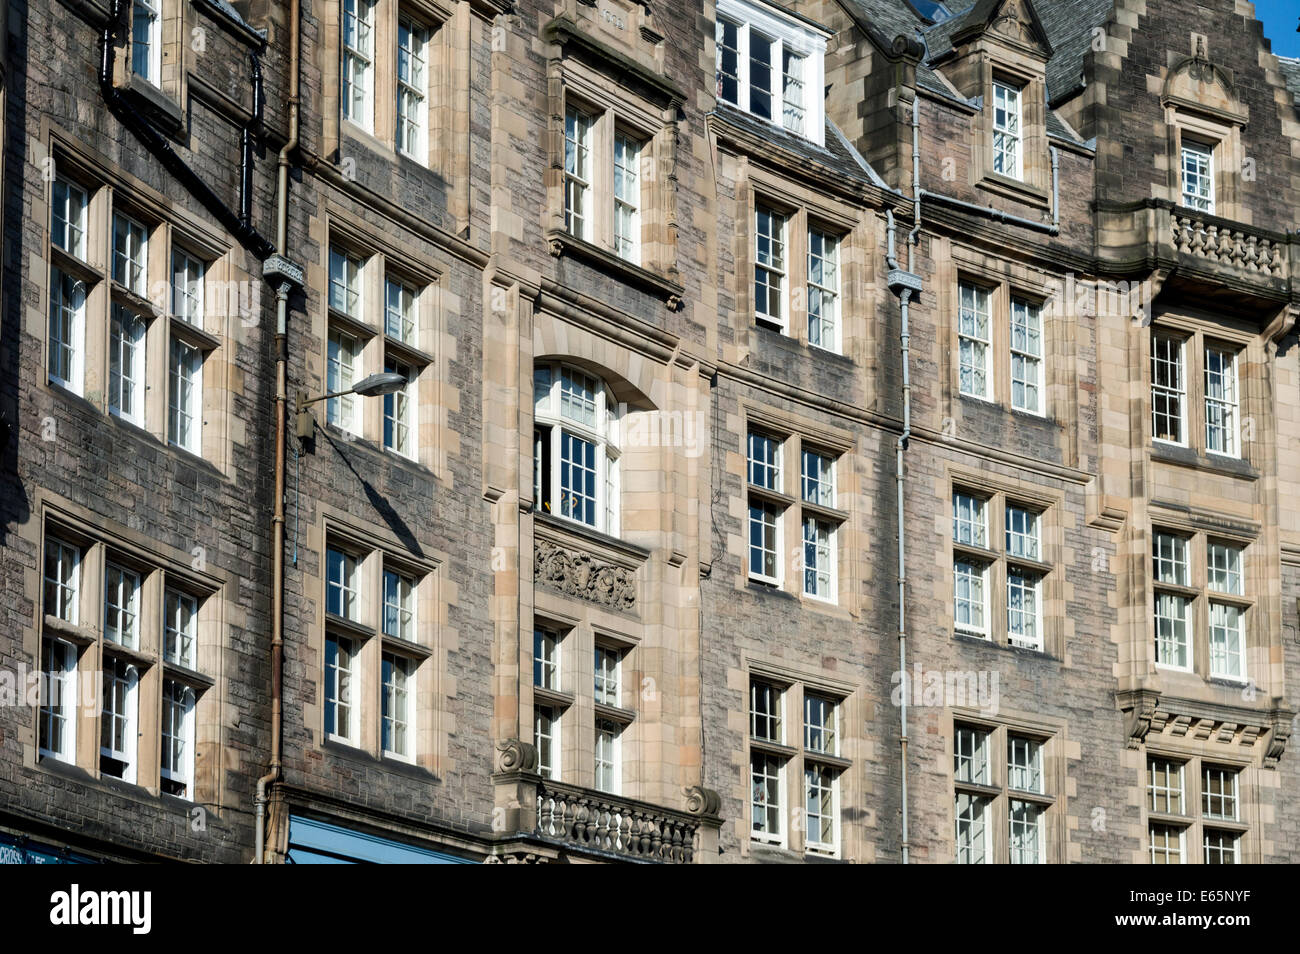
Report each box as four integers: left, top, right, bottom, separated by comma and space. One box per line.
1, 0, 1298, 863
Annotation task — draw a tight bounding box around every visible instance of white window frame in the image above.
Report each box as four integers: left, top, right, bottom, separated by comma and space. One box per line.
714, 0, 826, 144
324, 632, 358, 744
754, 204, 787, 331
800, 448, 834, 508
954, 725, 990, 785
749, 679, 783, 744
171, 249, 205, 326
1154, 591, 1192, 671
801, 515, 835, 601
992, 80, 1022, 180
52, 178, 88, 259
750, 750, 785, 844
164, 588, 198, 668
953, 492, 988, 548
1202, 765, 1239, 821
160, 679, 196, 798
103, 562, 141, 649
112, 212, 149, 297
594, 718, 621, 794
396, 16, 429, 160
1151, 333, 1187, 445
100, 656, 140, 783
48, 269, 86, 394
533, 363, 622, 535
1008, 799, 1043, 864
748, 500, 781, 585
168, 336, 203, 454
958, 282, 992, 399
533, 626, 559, 691
326, 547, 360, 621
807, 228, 840, 352
564, 105, 593, 241
341, 0, 376, 132
1147, 757, 1185, 815
954, 559, 990, 638
131, 0, 162, 86
1208, 601, 1245, 682
613, 131, 642, 264
802, 692, 836, 756
327, 327, 360, 433
1005, 504, 1040, 561
39, 638, 78, 763
329, 247, 364, 319
1207, 542, 1243, 596
109, 305, 147, 425
383, 356, 415, 458
535, 705, 559, 780
1180, 140, 1215, 214
955, 791, 990, 864
1202, 828, 1239, 864
1010, 297, 1044, 414
381, 651, 414, 761
382, 568, 415, 641
1204, 345, 1239, 457
594, 644, 621, 708
384, 277, 417, 343
804, 761, 837, 854
1008, 736, 1043, 794
1006, 568, 1042, 650
44, 537, 81, 623
1149, 823, 1185, 864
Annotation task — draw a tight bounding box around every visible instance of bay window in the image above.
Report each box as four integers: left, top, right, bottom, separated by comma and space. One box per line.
714, 0, 826, 144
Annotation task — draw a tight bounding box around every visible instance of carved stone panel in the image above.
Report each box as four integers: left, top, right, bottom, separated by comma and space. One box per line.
534, 540, 637, 611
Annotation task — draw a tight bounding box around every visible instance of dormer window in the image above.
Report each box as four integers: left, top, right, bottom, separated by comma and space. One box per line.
992, 80, 1022, 180
714, 0, 826, 145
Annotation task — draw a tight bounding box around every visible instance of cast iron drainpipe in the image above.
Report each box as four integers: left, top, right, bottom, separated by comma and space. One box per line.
98, 0, 274, 260
255, 0, 302, 864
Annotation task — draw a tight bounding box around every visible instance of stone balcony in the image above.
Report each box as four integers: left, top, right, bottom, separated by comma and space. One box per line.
1094, 199, 1298, 315
489, 740, 722, 864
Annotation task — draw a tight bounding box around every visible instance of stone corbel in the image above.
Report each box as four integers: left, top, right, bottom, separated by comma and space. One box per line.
1118, 689, 1160, 749
495, 738, 540, 775
1264, 710, 1294, 769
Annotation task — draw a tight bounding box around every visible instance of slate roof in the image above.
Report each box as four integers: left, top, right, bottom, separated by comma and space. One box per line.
712, 103, 884, 188
1279, 57, 1300, 107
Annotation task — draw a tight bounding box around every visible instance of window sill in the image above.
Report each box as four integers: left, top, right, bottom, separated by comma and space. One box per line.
546, 229, 684, 310
50, 244, 102, 284
163, 659, 216, 690
325, 612, 376, 642
533, 686, 574, 709
171, 315, 221, 352
750, 738, 797, 760
381, 632, 434, 661
124, 72, 185, 138
42, 614, 97, 647
594, 701, 636, 725
1150, 441, 1258, 480
102, 639, 153, 670
534, 510, 650, 567
977, 172, 1050, 210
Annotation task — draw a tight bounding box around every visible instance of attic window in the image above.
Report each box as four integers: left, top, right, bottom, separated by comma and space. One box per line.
714, 0, 826, 146
992, 80, 1023, 180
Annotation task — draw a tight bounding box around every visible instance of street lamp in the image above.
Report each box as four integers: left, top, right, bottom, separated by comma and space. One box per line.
296, 371, 407, 438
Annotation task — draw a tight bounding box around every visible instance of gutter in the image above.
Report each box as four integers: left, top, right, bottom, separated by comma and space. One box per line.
919, 145, 1061, 235
255, 0, 303, 864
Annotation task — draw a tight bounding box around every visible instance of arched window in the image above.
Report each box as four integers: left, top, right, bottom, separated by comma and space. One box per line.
533, 363, 622, 535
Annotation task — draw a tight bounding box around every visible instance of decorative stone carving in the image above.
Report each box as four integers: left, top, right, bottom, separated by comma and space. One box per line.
1120, 689, 1159, 749
495, 738, 539, 775
534, 540, 637, 611
682, 785, 722, 817
1265, 716, 1292, 769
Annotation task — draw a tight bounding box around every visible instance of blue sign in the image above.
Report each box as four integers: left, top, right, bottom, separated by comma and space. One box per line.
0, 831, 96, 864
286, 815, 474, 864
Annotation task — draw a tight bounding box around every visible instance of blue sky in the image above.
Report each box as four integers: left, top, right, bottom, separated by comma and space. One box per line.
1254, 0, 1300, 58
